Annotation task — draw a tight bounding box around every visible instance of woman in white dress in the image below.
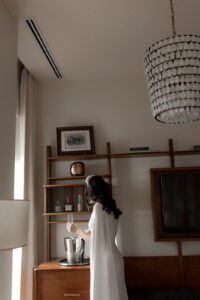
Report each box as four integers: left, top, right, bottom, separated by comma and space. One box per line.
66, 175, 129, 300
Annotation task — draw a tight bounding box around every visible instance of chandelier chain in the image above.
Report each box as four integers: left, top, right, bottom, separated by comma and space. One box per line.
170, 0, 176, 37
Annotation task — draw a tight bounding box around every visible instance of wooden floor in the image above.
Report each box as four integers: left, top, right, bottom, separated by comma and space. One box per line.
127, 289, 200, 300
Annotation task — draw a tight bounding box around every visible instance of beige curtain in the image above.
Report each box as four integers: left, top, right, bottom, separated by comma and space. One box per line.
20, 68, 38, 300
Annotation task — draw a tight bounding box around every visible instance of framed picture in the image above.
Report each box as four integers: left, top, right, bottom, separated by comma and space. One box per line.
57, 126, 95, 155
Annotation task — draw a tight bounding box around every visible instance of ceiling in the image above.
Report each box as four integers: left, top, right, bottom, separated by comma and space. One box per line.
3, 0, 200, 82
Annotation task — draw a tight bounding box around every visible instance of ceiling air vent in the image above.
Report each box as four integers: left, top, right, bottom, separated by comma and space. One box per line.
25, 19, 62, 79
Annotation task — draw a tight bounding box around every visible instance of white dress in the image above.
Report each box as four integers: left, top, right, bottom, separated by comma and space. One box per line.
88, 202, 129, 300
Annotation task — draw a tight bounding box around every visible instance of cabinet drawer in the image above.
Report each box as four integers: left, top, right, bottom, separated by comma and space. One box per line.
38, 269, 90, 300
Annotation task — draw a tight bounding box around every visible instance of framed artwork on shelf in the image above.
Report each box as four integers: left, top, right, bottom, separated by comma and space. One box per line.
57, 126, 95, 156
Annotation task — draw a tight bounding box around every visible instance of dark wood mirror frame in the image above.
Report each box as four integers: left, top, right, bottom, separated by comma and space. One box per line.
150, 167, 200, 241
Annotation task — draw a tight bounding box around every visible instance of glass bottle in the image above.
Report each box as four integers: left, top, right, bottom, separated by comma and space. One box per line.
64, 197, 72, 212
55, 200, 62, 213
77, 194, 83, 212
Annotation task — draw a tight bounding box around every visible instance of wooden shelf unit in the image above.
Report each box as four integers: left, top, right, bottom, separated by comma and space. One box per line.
43, 139, 200, 272
44, 142, 112, 260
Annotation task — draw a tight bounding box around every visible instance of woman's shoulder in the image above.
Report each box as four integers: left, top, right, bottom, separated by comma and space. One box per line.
93, 202, 104, 215
93, 202, 102, 210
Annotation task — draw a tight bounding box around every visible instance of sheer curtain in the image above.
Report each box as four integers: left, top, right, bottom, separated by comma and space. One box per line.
16, 68, 38, 300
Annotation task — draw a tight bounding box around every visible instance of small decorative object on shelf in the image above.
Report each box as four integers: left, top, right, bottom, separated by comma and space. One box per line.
70, 162, 85, 176
193, 145, 200, 151
54, 200, 62, 213
57, 125, 95, 156
64, 197, 72, 212
77, 194, 83, 212
129, 147, 149, 152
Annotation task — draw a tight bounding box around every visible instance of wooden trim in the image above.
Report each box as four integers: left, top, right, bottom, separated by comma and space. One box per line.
177, 241, 185, 287
150, 168, 159, 241
169, 138, 175, 168
107, 142, 112, 195
32, 267, 38, 300
44, 188, 47, 214
46, 145, 51, 181
168, 140, 186, 285
46, 146, 51, 260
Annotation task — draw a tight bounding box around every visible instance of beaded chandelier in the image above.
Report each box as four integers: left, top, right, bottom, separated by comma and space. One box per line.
144, 0, 200, 124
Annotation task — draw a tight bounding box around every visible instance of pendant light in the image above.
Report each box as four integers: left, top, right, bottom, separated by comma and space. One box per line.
144, 0, 200, 124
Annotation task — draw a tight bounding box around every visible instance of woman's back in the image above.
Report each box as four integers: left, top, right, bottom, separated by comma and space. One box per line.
89, 202, 129, 300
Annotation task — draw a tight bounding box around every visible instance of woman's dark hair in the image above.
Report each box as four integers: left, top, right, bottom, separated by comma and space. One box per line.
85, 175, 122, 219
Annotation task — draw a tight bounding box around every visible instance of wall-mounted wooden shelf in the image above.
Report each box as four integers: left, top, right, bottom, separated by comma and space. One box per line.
47, 174, 111, 181
46, 220, 90, 224
47, 154, 108, 161
44, 183, 85, 188
43, 211, 92, 216
47, 150, 200, 161
111, 150, 200, 159
44, 142, 112, 260
111, 151, 169, 158
174, 150, 200, 156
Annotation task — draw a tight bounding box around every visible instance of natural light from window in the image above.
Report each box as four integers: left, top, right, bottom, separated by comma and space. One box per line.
12, 112, 25, 300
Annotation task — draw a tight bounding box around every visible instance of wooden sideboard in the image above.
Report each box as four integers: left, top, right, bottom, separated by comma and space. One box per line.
33, 261, 90, 300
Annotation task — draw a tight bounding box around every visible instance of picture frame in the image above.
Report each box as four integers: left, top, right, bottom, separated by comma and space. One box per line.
57, 126, 95, 156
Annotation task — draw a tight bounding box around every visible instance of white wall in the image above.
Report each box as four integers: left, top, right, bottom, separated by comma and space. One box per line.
0, 2, 17, 300
37, 77, 200, 262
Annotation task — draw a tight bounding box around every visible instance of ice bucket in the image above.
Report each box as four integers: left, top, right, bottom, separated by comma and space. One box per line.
64, 237, 85, 264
